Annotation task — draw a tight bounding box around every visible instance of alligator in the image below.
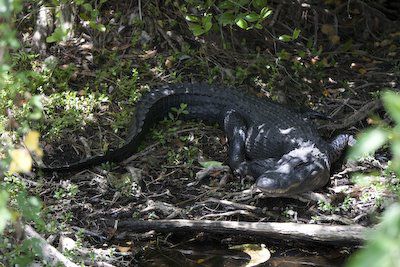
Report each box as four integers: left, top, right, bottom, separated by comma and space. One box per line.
42, 84, 354, 196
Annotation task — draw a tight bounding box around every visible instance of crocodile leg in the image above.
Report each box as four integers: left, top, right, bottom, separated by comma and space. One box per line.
329, 134, 356, 162
223, 109, 248, 174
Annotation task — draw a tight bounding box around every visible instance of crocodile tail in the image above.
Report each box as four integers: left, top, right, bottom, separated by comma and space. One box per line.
41, 84, 231, 173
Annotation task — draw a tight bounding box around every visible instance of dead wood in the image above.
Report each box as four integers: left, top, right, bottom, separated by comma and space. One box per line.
322, 99, 381, 130
111, 219, 367, 244
24, 225, 78, 267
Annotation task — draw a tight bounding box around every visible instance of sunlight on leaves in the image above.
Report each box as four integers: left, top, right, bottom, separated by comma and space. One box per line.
348, 128, 388, 159
236, 18, 248, 29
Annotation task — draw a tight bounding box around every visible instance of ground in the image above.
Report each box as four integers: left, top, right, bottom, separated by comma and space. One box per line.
8, 1, 400, 266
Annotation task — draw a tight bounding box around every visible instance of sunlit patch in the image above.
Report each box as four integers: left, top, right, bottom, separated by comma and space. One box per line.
279, 127, 294, 134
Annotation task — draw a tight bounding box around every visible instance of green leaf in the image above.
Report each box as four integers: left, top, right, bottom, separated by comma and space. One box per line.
185, 15, 200, 22
219, 12, 235, 26
236, 18, 248, 29
346, 203, 400, 267
88, 21, 106, 32
203, 14, 213, 32
348, 127, 389, 159
254, 23, 263, 29
46, 27, 68, 43
83, 3, 92, 11
292, 28, 301, 40
260, 7, 272, 19
0, 0, 13, 16
279, 34, 292, 42
0, 191, 11, 233
382, 91, 400, 125
188, 23, 205, 36
199, 161, 223, 168
16, 192, 45, 230
245, 13, 259, 22
390, 140, 400, 175
219, 1, 234, 9
252, 0, 268, 9
97, 23, 106, 32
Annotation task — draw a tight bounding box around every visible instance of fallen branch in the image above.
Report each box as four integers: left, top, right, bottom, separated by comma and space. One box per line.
24, 225, 78, 267
322, 99, 381, 130
111, 219, 367, 244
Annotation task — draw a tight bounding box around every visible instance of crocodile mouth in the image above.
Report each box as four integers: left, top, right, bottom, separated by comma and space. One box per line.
255, 176, 301, 196
255, 163, 330, 197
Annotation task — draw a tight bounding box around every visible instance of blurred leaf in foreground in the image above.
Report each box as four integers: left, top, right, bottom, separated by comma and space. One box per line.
348, 128, 388, 160
346, 204, 400, 267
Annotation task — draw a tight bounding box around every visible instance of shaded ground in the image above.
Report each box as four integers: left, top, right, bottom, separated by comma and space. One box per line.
15, 1, 400, 266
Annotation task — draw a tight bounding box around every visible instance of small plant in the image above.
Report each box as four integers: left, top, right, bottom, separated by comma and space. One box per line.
183, 0, 273, 36
317, 200, 338, 213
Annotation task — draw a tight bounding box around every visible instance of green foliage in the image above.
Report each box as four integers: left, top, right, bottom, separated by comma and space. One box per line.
47, 0, 108, 43
348, 128, 389, 159
349, 91, 400, 176
279, 28, 301, 42
46, 27, 69, 43
53, 184, 79, 200
347, 204, 400, 267
183, 0, 272, 36
0, 1, 47, 265
0, 235, 43, 266
347, 91, 400, 266
199, 160, 223, 168
75, 0, 108, 32
43, 90, 108, 137
0, 191, 12, 233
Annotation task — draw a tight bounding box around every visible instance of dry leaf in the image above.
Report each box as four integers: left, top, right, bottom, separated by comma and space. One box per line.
311, 56, 319, 64
165, 57, 174, 68
117, 246, 131, 253
24, 130, 43, 157
358, 68, 367, 75
321, 24, 335, 35
329, 35, 340, 44
24, 131, 40, 151
321, 58, 330, 67
139, 50, 157, 60
231, 244, 271, 267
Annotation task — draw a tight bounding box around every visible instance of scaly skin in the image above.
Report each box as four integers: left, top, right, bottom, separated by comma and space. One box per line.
42, 84, 353, 196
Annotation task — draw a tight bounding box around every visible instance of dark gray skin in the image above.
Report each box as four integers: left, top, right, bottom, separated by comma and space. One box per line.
42, 84, 353, 196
